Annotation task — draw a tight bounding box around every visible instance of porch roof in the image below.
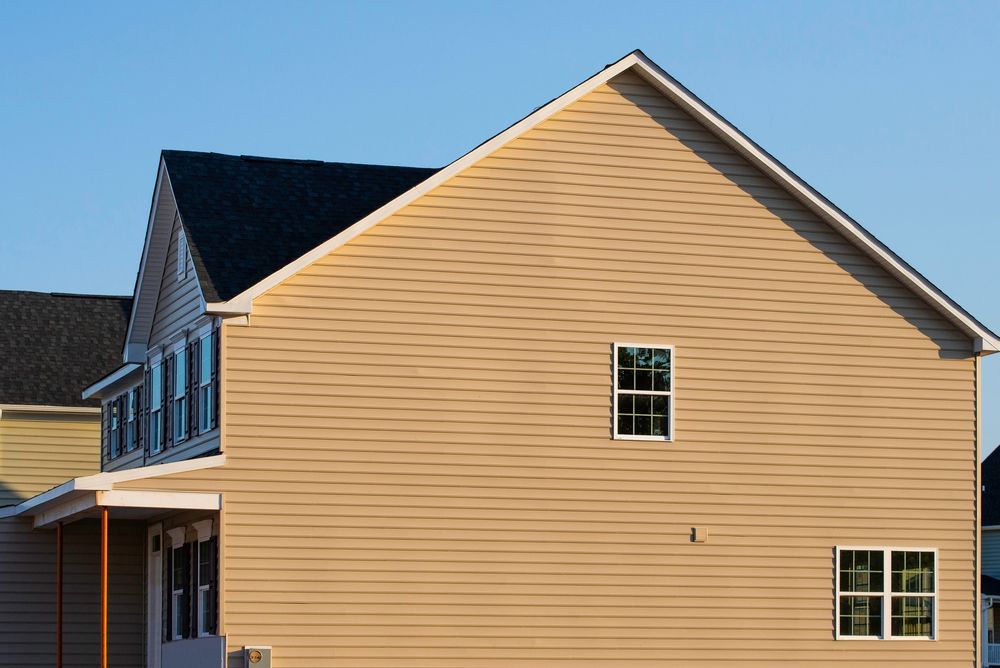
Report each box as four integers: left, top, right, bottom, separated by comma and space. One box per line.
0, 454, 224, 528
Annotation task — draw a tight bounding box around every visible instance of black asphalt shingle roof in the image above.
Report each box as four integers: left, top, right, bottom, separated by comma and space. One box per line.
0, 291, 131, 408
162, 151, 439, 302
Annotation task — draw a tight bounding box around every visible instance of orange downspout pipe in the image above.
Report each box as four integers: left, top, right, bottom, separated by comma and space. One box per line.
56, 521, 62, 668
100, 506, 108, 668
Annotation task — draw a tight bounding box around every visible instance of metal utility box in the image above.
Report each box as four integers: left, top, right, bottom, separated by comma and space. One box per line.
244, 646, 272, 668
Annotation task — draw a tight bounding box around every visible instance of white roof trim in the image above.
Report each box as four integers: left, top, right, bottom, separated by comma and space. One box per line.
123, 161, 207, 363
203, 51, 998, 353
33, 490, 220, 529
0, 404, 100, 415
81, 363, 142, 400
0, 454, 225, 520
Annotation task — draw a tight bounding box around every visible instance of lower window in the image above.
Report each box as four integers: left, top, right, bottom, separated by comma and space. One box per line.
836, 546, 936, 639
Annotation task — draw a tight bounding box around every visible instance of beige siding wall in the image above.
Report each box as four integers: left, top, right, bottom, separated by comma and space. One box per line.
0, 411, 100, 505
121, 71, 978, 666
0, 517, 144, 667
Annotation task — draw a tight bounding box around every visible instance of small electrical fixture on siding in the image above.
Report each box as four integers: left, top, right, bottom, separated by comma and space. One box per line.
613, 343, 673, 441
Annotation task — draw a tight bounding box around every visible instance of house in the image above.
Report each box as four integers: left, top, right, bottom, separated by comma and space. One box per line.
1, 50, 996, 667
982, 447, 1000, 665
0, 290, 131, 666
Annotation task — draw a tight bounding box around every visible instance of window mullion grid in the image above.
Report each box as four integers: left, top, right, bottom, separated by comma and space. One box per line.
882, 549, 890, 640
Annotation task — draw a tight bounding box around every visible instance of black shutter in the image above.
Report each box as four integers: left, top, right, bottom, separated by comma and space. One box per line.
180, 542, 192, 639
208, 536, 219, 634
188, 339, 198, 437
163, 546, 172, 642
211, 325, 220, 430
136, 383, 144, 454
102, 403, 110, 464
144, 366, 151, 458
164, 354, 174, 448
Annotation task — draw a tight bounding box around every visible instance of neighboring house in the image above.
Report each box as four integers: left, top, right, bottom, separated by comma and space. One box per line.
0, 290, 131, 666
982, 447, 1000, 665
1, 50, 997, 668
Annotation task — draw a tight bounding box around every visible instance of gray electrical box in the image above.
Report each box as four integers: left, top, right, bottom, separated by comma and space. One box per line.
244, 646, 272, 668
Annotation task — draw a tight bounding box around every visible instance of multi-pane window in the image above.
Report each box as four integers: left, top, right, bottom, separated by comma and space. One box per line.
836, 547, 936, 639
150, 362, 164, 455
109, 400, 122, 459
198, 539, 213, 636
613, 344, 672, 440
174, 346, 188, 443
126, 388, 137, 452
171, 544, 187, 640
199, 331, 214, 433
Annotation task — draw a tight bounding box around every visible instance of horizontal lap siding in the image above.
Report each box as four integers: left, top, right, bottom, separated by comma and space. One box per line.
0, 413, 100, 505
125, 71, 977, 666
0, 518, 144, 667
108, 212, 212, 471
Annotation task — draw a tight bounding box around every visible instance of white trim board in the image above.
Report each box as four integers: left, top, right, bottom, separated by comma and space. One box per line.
202, 50, 998, 354
0, 454, 226, 520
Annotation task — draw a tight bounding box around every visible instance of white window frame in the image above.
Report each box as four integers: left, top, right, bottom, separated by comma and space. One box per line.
166, 527, 186, 641
834, 545, 938, 641
149, 355, 164, 455
198, 325, 214, 434
612, 342, 674, 442
173, 340, 188, 443
193, 519, 214, 637
177, 227, 187, 280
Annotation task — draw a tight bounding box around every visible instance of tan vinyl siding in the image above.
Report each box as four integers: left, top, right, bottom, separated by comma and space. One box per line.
0, 517, 144, 668
0, 411, 100, 505
120, 71, 977, 666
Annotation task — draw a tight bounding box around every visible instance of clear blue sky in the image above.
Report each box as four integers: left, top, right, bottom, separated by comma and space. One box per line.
2, 1, 998, 453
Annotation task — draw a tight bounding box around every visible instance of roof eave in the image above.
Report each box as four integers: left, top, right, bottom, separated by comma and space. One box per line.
195, 50, 999, 354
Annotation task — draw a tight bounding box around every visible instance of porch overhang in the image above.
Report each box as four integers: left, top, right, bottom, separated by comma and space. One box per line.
29, 489, 220, 529
0, 454, 225, 528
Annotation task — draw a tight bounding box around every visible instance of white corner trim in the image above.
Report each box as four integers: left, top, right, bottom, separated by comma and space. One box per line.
81, 363, 143, 400
202, 51, 998, 353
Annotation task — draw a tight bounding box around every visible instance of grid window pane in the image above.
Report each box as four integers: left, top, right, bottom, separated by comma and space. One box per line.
891, 596, 933, 637
839, 549, 884, 593
891, 551, 934, 594
615, 345, 671, 439
200, 334, 213, 385
840, 596, 882, 637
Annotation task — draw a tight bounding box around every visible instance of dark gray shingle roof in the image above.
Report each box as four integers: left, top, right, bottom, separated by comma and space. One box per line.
161, 151, 439, 302
0, 291, 131, 408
